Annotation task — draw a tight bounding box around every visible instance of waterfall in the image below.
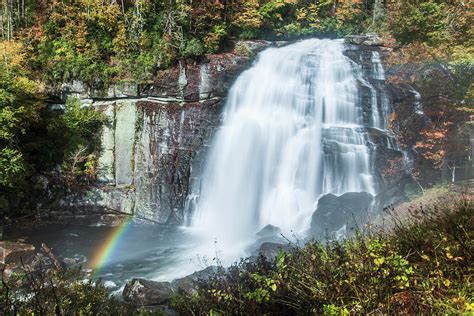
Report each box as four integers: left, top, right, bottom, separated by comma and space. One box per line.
186, 39, 391, 265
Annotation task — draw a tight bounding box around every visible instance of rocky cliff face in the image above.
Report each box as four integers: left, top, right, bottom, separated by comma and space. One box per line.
57, 41, 273, 224
53, 37, 471, 226
343, 40, 410, 210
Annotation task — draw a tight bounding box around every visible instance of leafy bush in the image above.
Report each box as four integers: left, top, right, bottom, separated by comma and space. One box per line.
389, 1, 449, 45
171, 199, 474, 314
0, 265, 134, 314
0, 148, 28, 188
0, 43, 107, 216
48, 97, 107, 187
182, 38, 205, 59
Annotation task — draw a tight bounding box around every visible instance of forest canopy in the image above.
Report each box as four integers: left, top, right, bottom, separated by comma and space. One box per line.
0, 0, 471, 86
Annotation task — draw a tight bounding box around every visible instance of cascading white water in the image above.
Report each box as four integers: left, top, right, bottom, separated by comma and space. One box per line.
182, 39, 394, 269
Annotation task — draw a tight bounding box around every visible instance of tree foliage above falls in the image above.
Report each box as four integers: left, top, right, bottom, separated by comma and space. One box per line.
0, 0, 469, 87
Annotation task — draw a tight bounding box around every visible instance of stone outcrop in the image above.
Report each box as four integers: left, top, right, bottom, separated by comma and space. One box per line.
123, 266, 217, 307
310, 192, 374, 238
343, 44, 410, 209
123, 278, 175, 306
256, 242, 292, 261
344, 34, 385, 46
0, 241, 36, 267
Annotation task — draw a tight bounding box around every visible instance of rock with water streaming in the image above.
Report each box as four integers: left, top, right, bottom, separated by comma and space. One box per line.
309, 192, 374, 238
256, 224, 282, 238
188, 38, 399, 265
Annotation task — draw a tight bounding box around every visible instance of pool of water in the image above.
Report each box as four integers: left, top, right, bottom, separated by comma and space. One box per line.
4, 223, 213, 292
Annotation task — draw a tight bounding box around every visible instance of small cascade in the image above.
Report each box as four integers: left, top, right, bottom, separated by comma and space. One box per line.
371, 51, 386, 80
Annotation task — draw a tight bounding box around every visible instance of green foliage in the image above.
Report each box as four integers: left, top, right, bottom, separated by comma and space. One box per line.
182, 38, 205, 59
389, 1, 449, 45
0, 148, 28, 188
13, 0, 380, 87
1, 266, 134, 314
48, 97, 107, 187
172, 200, 474, 314
0, 42, 106, 216
0, 0, 470, 88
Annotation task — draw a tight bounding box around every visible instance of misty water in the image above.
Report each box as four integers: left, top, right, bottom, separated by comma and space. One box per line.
6, 38, 395, 289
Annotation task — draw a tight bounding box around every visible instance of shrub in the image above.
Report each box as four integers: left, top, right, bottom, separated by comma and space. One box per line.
171, 199, 474, 314
0, 265, 134, 314
389, 1, 449, 45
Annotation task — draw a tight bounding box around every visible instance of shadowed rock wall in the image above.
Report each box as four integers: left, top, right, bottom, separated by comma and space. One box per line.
58, 42, 273, 224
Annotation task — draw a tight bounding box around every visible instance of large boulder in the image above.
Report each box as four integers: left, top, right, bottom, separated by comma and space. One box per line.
172, 266, 218, 296
345, 34, 384, 46
257, 242, 292, 261
310, 192, 373, 238
0, 241, 36, 267
123, 266, 218, 306
123, 278, 175, 306
256, 224, 282, 239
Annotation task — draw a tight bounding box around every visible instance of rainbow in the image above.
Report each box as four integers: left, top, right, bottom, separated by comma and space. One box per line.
89, 217, 134, 276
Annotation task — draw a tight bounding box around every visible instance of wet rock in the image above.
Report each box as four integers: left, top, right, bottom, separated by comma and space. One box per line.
345, 34, 384, 46
59, 187, 135, 216
62, 255, 87, 268
254, 225, 286, 246
62, 257, 78, 267
123, 266, 218, 306
257, 242, 292, 261
310, 192, 373, 238
123, 278, 175, 306
173, 266, 218, 296
57, 49, 255, 225
0, 241, 36, 267
256, 224, 282, 238
233, 40, 273, 57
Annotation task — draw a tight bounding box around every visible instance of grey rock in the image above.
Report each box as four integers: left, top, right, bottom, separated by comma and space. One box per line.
234, 40, 273, 56
56, 50, 254, 225
310, 192, 373, 238
123, 278, 175, 306
345, 34, 384, 46
257, 242, 292, 261
123, 266, 217, 306
0, 241, 36, 267
173, 266, 218, 296
256, 224, 282, 238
